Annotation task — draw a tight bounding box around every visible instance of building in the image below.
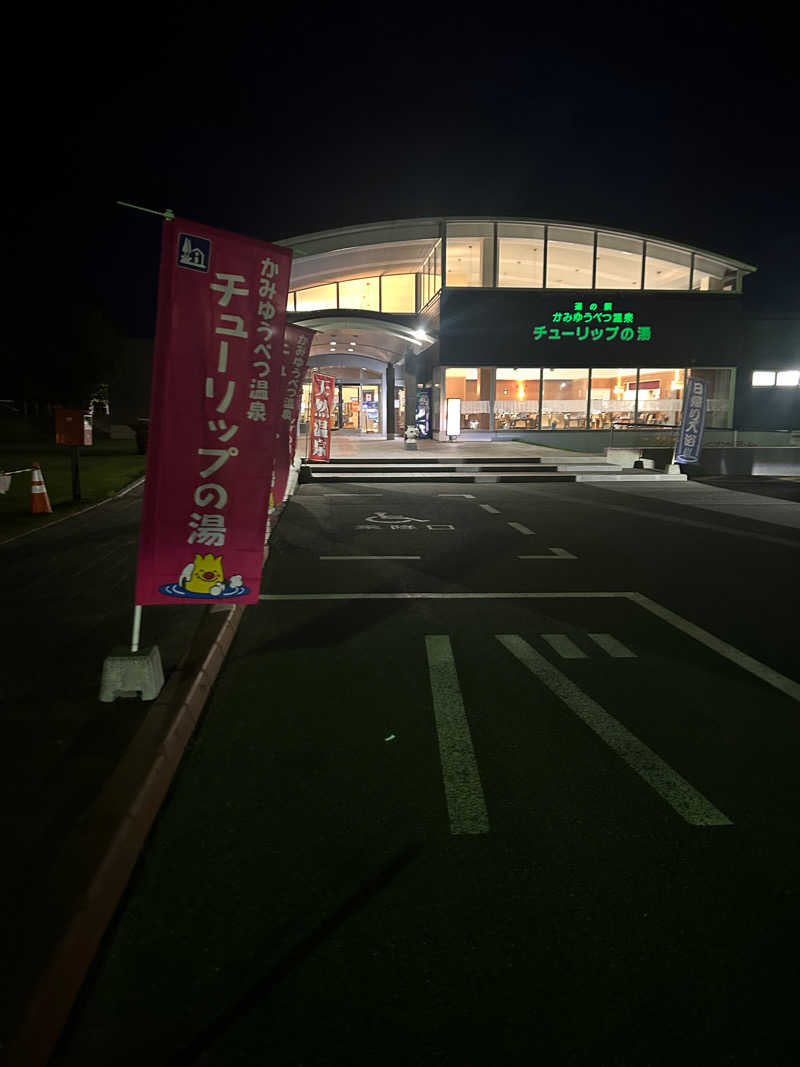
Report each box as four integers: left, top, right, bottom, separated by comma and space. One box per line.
277, 217, 800, 444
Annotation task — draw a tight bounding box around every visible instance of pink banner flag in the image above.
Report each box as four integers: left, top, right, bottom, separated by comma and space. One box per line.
309, 372, 335, 462
135, 217, 292, 605
271, 324, 316, 508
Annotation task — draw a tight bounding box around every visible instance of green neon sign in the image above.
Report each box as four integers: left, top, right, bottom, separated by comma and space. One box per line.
533, 301, 652, 342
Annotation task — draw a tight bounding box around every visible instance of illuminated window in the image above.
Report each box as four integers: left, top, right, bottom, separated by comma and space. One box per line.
542, 368, 589, 428
338, 277, 379, 312
498, 223, 544, 288
636, 368, 685, 426
595, 233, 643, 289
752, 371, 776, 387
495, 368, 541, 430
589, 368, 636, 428
689, 369, 733, 427
644, 243, 690, 290
286, 292, 295, 312
545, 227, 593, 289
295, 283, 338, 311
777, 370, 800, 387
446, 222, 493, 287
445, 367, 491, 429
381, 274, 416, 313
692, 256, 736, 292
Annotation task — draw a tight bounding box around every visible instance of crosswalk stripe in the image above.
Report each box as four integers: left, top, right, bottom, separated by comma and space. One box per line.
588, 632, 637, 658
425, 635, 490, 836
508, 522, 535, 535
496, 634, 732, 827
480, 504, 500, 514
542, 634, 587, 659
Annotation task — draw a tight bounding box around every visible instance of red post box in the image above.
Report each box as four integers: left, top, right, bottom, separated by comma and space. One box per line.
55, 410, 93, 446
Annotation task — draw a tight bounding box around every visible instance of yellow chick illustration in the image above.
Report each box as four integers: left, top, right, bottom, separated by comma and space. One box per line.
180, 553, 225, 596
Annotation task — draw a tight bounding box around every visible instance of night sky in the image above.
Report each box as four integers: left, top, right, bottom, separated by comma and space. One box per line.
4, 1, 797, 358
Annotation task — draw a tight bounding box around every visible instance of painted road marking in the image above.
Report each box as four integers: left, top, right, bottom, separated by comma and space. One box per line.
257, 592, 800, 705
496, 634, 733, 827
518, 548, 577, 559
114, 476, 145, 499
508, 522, 535, 535
628, 592, 800, 702
425, 635, 490, 835
319, 556, 421, 560
480, 504, 500, 514
324, 493, 383, 496
439, 493, 476, 498
542, 634, 587, 659
588, 632, 637, 658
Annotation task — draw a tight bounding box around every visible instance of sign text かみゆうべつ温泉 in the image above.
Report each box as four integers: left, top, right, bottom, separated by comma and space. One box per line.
533, 301, 653, 343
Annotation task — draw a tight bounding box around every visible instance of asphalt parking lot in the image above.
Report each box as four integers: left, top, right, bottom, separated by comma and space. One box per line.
51, 480, 800, 1066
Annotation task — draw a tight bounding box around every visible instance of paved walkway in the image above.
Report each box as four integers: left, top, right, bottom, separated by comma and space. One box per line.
324, 436, 800, 528
327, 436, 604, 462
586, 479, 800, 531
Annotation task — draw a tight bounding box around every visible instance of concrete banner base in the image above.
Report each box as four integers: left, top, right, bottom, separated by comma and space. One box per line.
99, 645, 165, 703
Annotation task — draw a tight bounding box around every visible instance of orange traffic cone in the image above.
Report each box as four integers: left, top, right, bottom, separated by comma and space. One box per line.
31, 462, 52, 514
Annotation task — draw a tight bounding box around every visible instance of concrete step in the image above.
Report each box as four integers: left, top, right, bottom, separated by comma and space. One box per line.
575, 472, 688, 482
301, 471, 579, 484
312, 455, 546, 465
306, 463, 627, 476
310, 463, 560, 474
300, 467, 687, 484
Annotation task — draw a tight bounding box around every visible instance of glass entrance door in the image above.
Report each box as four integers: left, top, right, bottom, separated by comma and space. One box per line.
361, 385, 381, 433
341, 384, 360, 431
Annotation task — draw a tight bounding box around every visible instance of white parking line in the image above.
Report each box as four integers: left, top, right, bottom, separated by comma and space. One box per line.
319, 556, 421, 560
628, 592, 800, 702
480, 504, 500, 514
542, 634, 587, 659
518, 548, 577, 559
508, 522, 535, 535
425, 635, 490, 835
496, 634, 732, 827
588, 633, 637, 658
257, 591, 800, 704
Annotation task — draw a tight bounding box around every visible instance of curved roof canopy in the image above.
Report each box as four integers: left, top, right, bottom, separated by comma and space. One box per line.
277, 216, 756, 292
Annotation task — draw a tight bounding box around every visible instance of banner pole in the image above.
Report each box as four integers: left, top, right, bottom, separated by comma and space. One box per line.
116, 201, 175, 220
131, 604, 143, 653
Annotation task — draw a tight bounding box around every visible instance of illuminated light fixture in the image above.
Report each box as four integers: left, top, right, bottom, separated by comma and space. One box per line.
671, 376, 682, 391
516, 379, 525, 400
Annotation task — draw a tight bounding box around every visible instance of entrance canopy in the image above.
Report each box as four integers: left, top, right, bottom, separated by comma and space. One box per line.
290, 313, 435, 370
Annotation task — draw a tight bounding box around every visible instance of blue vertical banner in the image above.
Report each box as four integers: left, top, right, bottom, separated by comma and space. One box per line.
416, 387, 432, 438
673, 377, 708, 463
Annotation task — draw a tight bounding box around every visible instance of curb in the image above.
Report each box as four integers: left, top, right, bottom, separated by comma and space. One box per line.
4, 477, 298, 1067
0, 475, 147, 547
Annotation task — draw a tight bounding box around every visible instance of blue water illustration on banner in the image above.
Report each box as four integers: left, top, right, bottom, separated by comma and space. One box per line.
159, 583, 250, 599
